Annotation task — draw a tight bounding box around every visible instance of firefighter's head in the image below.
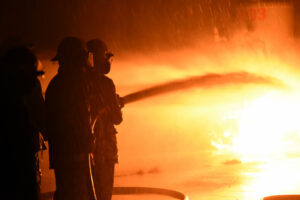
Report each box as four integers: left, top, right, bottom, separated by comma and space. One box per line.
52, 37, 89, 71
1, 46, 44, 96
87, 39, 112, 74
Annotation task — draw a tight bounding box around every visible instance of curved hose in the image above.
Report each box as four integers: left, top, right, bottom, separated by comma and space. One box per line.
113, 186, 187, 200
40, 186, 187, 200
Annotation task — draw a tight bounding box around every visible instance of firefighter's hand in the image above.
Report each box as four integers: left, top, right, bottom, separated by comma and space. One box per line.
98, 107, 107, 115
117, 95, 125, 108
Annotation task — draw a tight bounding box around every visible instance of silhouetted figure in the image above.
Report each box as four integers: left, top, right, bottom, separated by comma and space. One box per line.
0, 37, 47, 196
0, 36, 26, 56
0, 46, 44, 200
45, 37, 95, 200
23, 78, 47, 195
87, 39, 123, 200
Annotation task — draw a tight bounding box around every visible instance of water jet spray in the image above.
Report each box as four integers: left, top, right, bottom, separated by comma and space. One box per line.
120, 71, 281, 105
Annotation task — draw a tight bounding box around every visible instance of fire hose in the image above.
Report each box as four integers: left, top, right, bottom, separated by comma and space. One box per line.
106, 72, 276, 200
113, 186, 187, 200
92, 72, 275, 200
88, 154, 187, 200
40, 187, 187, 200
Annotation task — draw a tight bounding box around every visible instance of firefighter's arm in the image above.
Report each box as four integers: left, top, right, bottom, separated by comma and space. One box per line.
107, 90, 122, 125
106, 99, 122, 125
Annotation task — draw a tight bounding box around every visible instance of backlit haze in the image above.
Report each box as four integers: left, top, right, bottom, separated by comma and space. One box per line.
28, 1, 300, 200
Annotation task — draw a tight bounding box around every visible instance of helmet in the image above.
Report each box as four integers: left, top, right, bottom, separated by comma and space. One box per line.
86, 39, 107, 54
0, 36, 25, 56
86, 39, 113, 74
52, 37, 87, 62
2, 46, 38, 72
1, 46, 43, 95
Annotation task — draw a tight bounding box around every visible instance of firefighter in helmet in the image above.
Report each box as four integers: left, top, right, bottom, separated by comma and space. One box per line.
45, 36, 95, 200
87, 39, 123, 200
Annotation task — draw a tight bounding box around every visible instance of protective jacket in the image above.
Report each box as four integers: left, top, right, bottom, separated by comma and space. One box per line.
45, 68, 94, 169
90, 72, 122, 163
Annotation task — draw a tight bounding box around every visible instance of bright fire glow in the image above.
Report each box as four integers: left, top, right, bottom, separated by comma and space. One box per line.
225, 91, 300, 162
210, 91, 300, 199
242, 159, 300, 200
